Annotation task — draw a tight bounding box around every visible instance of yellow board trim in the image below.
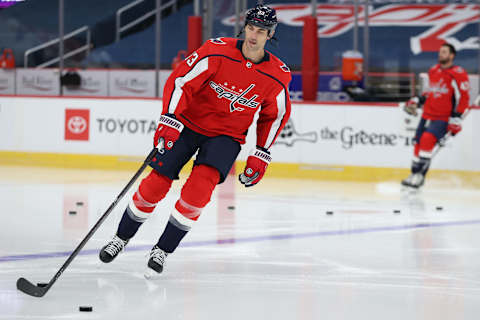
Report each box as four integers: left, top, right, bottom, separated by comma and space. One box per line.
1, 151, 479, 183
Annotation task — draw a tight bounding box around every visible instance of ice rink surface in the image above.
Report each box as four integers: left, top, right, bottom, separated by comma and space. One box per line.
0, 165, 479, 320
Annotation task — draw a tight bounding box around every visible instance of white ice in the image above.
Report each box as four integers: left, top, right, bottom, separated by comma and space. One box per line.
1, 165, 480, 320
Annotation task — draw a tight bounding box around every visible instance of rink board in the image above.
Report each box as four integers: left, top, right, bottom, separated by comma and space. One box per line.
0, 96, 478, 181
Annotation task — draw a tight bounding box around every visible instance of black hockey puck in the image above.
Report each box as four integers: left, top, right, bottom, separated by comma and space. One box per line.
393, 210, 401, 214
68, 211, 77, 215
436, 206, 443, 211
76, 202, 84, 206
326, 211, 334, 215
37, 282, 48, 287
227, 206, 235, 210
79, 306, 93, 312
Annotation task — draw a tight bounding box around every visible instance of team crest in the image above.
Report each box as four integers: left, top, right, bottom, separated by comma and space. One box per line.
209, 38, 226, 45
280, 63, 290, 73
209, 81, 261, 112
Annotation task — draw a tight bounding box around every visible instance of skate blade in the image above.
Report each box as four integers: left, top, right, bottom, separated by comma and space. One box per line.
144, 267, 162, 280
401, 185, 422, 194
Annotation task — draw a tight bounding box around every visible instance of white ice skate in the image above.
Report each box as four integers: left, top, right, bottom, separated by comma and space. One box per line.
401, 173, 425, 190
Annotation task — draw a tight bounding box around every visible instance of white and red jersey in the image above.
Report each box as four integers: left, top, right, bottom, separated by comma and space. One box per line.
162, 37, 291, 150
423, 64, 470, 121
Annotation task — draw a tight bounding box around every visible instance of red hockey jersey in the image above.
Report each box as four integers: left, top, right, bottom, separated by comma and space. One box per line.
423, 64, 470, 121
162, 37, 292, 150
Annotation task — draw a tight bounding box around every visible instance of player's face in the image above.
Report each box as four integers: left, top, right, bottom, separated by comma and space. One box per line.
438, 46, 453, 65
244, 24, 271, 51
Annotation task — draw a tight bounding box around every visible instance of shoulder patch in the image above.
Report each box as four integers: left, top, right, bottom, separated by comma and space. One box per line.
453, 66, 465, 73
209, 37, 227, 45
460, 81, 470, 91
279, 63, 290, 73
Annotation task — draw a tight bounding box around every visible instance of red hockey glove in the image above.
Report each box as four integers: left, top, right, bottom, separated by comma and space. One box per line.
403, 97, 419, 116
154, 114, 184, 152
447, 117, 462, 136
239, 148, 272, 187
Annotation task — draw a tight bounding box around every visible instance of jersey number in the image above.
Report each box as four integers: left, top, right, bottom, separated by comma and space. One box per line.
186, 52, 199, 67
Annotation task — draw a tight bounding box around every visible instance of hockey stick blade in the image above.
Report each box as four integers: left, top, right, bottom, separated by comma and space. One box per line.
16, 277, 48, 297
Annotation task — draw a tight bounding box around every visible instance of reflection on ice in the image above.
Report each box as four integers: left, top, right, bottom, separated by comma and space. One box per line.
1, 166, 480, 320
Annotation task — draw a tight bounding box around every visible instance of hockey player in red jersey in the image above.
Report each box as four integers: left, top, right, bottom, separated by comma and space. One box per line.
99, 4, 291, 278
402, 43, 470, 189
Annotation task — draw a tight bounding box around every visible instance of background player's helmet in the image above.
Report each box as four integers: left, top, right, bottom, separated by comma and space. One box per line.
244, 4, 278, 36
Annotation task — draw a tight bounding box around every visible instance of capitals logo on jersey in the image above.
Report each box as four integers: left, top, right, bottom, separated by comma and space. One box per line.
427, 78, 449, 98
209, 81, 261, 112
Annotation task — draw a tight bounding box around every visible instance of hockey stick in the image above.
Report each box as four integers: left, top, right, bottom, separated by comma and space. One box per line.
16, 147, 158, 297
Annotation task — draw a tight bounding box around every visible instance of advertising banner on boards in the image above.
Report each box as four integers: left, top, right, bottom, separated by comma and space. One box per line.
0, 69, 15, 95
16, 68, 60, 96
109, 70, 156, 98
63, 70, 108, 97
0, 96, 478, 171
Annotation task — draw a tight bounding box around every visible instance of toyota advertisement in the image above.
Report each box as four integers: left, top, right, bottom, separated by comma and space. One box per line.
65, 109, 90, 141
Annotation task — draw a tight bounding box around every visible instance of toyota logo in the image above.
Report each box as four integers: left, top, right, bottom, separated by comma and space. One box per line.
68, 116, 87, 134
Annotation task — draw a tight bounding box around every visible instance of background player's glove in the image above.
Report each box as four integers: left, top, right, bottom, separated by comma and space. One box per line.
403, 97, 419, 116
154, 114, 184, 152
239, 148, 272, 187
447, 116, 462, 136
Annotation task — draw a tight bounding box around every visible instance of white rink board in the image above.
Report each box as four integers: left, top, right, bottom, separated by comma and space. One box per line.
0, 69, 15, 94
62, 69, 109, 96
0, 96, 478, 171
0, 69, 173, 97
262, 105, 478, 171
0, 97, 161, 155
109, 70, 156, 97
16, 68, 60, 96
